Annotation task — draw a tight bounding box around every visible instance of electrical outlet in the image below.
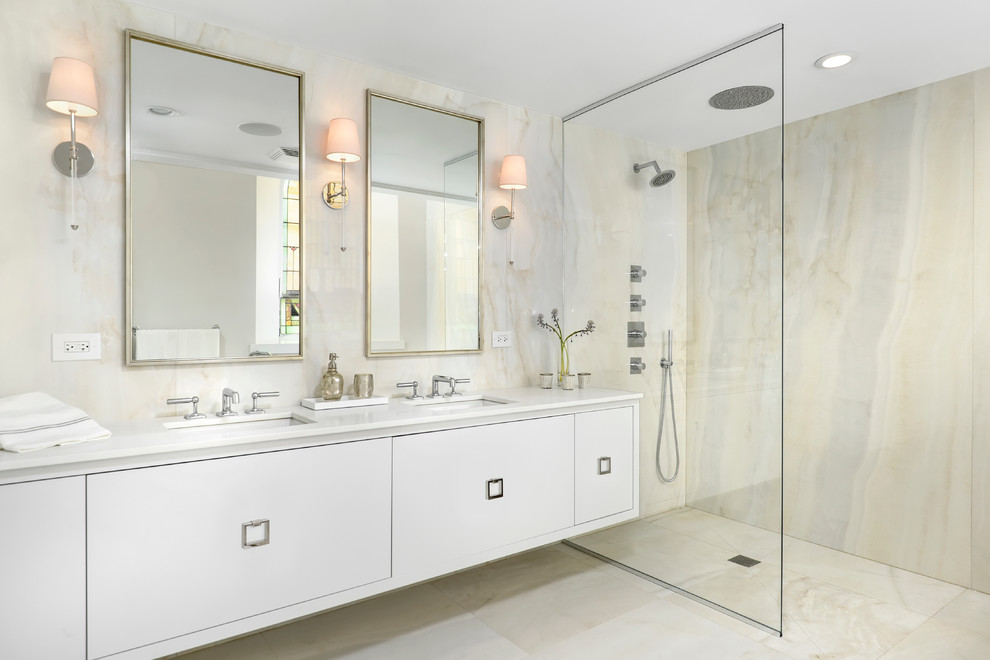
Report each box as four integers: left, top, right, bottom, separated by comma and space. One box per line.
52, 333, 102, 362
492, 331, 514, 348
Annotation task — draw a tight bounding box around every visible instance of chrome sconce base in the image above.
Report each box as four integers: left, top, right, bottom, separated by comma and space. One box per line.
491, 204, 512, 230
52, 140, 95, 177
322, 181, 349, 209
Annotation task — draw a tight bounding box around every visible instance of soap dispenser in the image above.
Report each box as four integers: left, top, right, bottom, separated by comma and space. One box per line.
320, 353, 344, 401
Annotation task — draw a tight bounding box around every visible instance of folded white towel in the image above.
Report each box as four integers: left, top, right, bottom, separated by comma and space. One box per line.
0, 392, 111, 453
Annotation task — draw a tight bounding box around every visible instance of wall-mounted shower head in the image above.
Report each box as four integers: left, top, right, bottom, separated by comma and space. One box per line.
633, 160, 676, 188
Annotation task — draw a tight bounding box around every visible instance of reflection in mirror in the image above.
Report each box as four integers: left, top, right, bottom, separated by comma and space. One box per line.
126, 32, 303, 364
366, 92, 483, 356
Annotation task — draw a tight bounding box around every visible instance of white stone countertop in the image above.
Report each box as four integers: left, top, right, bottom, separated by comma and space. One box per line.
0, 387, 641, 484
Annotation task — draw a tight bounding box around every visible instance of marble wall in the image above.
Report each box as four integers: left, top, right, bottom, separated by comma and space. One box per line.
0, 0, 564, 422
974, 68, 990, 595
562, 123, 688, 517
685, 128, 783, 532
782, 72, 977, 588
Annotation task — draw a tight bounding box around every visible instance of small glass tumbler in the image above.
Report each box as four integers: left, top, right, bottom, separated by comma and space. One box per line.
539, 373, 554, 389
578, 372, 591, 389
561, 373, 577, 390
353, 373, 374, 398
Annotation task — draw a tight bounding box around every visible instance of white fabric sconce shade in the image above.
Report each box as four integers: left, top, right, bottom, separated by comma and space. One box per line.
498, 154, 527, 189
325, 118, 361, 162
46, 57, 99, 117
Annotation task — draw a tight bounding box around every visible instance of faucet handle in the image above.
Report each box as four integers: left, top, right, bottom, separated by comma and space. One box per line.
167, 395, 206, 420
449, 377, 470, 396
245, 391, 279, 414
397, 381, 421, 399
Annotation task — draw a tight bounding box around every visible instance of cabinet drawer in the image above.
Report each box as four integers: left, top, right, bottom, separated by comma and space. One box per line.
87, 438, 391, 658
575, 407, 634, 524
393, 416, 574, 574
0, 477, 85, 659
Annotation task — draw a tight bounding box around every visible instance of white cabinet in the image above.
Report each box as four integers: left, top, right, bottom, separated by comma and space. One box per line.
393, 416, 574, 575
0, 477, 85, 659
87, 438, 391, 659
575, 407, 634, 524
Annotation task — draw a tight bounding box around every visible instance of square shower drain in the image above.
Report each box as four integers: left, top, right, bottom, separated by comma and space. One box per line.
728, 554, 761, 568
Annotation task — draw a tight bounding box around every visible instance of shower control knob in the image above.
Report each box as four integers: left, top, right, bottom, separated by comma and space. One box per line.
630, 357, 647, 374
630, 295, 647, 310
630, 265, 647, 282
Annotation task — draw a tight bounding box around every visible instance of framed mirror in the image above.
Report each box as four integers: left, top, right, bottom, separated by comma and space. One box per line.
125, 31, 304, 365
366, 91, 484, 356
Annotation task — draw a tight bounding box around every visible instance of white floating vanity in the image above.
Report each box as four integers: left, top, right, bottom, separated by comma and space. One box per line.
0, 387, 640, 659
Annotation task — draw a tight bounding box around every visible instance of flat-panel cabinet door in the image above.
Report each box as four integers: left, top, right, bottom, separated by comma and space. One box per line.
393, 416, 574, 574
575, 407, 634, 524
0, 477, 85, 659
87, 438, 391, 659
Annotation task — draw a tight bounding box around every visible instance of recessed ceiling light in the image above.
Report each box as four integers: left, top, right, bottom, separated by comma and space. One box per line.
238, 122, 283, 137
815, 52, 857, 69
147, 105, 179, 117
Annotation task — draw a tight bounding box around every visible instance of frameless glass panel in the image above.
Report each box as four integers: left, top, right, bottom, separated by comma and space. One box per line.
563, 27, 783, 634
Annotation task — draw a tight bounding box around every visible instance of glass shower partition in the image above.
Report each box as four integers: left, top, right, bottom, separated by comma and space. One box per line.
562, 27, 784, 634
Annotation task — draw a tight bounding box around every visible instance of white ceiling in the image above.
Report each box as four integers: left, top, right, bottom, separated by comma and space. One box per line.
131, 0, 990, 130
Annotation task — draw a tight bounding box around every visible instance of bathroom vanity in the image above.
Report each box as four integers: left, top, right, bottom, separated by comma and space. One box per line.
0, 387, 640, 659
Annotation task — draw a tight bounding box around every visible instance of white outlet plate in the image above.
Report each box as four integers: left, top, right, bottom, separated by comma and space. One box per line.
492, 331, 514, 348
52, 333, 102, 362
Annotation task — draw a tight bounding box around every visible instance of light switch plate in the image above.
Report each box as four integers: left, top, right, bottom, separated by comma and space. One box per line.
52, 333, 102, 362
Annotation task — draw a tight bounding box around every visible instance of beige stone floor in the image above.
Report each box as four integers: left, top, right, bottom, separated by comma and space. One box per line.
179, 509, 990, 659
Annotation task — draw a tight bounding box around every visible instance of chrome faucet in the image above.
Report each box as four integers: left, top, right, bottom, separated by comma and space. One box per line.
430, 375, 454, 398
217, 387, 239, 417
430, 375, 470, 398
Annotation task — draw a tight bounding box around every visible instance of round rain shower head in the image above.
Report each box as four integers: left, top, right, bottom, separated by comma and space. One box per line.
634, 160, 675, 188
708, 85, 775, 110
651, 170, 676, 187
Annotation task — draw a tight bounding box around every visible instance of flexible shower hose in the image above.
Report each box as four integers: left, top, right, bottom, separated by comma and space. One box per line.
656, 331, 680, 483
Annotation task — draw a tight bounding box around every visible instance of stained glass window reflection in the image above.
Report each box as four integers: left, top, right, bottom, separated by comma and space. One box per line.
281, 180, 300, 335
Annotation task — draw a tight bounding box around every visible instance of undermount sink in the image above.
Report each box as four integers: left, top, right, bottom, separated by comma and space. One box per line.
163, 411, 315, 430
403, 394, 512, 413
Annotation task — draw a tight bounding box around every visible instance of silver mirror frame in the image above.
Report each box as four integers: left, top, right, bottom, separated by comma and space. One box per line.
365, 90, 485, 357
124, 30, 305, 366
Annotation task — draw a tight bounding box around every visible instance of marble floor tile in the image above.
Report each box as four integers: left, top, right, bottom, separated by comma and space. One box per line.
177, 633, 277, 660
570, 519, 743, 588
784, 536, 965, 616
431, 545, 656, 654
765, 572, 928, 659
882, 617, 990, 659
649, 507, 783, 560
180, 537, 985, 660
534, 599, 788, 660
259, 583, 471, 658
683, 556, 782, 628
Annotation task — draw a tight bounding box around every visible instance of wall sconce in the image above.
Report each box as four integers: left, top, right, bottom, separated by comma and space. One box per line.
46, 56, 99, 231
322, 118, 360, 252
492, 154, 527, 264
46, 57, 99, 179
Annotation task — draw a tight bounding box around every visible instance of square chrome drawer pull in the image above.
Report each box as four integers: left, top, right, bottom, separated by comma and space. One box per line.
241, 519, 270, 548
598, 457, 612, 475
486, 478, 504, 500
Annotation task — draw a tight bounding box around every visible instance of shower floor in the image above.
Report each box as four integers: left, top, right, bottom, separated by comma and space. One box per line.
567, 507, 782, 630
